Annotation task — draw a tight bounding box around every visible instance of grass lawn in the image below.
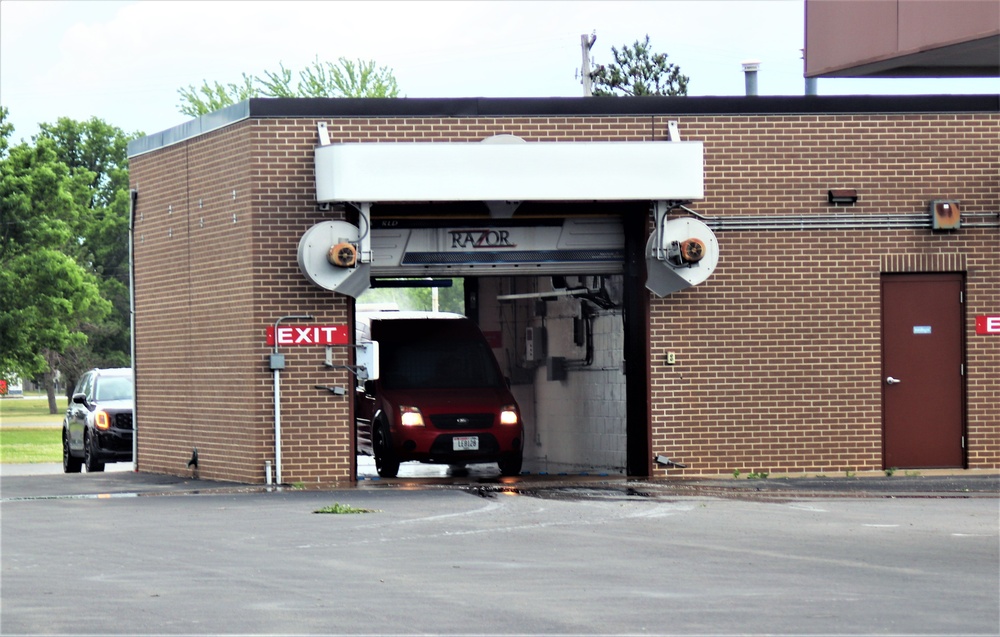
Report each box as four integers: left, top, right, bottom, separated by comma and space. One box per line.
0, 394, 66, 426
1, 427, 61, 463
1, 394, 64, 463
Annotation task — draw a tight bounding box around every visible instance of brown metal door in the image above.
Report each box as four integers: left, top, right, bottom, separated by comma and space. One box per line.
881, 274, 965, 469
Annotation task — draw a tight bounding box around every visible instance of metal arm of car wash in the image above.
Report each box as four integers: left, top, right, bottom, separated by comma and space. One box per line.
645, 199, 720, 296
315, 340, 380, 395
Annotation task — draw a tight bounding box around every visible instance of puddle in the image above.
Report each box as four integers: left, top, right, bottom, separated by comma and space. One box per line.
465, 484, 656, 502
2, 492, 140, 502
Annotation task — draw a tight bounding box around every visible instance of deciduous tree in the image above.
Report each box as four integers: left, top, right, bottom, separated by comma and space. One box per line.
178, 57, 400, 117
34, 117, 140, 401
0, 109, 112, 410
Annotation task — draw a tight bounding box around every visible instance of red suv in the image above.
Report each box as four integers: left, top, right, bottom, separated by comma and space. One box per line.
355, 312, 523, 478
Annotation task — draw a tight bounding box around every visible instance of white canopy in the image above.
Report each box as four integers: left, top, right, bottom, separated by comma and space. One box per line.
314, 140, 703, 203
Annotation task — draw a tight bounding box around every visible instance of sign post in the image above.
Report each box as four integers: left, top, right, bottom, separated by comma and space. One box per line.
270, 315, 313, 486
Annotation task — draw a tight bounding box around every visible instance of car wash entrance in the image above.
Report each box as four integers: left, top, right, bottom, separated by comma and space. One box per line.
348, 205, 652, 478
300, 132, 714, 479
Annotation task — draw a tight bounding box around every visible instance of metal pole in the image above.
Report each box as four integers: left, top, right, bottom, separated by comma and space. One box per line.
274, 367, 282, 484
129, 189, 138, 472
742, 60, 760, 96
272, 314, 312, 485
581, 34, 594, 97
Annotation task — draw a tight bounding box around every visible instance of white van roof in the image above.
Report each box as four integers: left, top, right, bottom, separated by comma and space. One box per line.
355, 310, 466, 340
358, 310, 464, 321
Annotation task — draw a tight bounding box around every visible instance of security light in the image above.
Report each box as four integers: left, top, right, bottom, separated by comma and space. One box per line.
827, 189, 858, 205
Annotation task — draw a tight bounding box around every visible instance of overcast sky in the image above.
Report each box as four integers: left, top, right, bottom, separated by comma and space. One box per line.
2, 0, 998, 143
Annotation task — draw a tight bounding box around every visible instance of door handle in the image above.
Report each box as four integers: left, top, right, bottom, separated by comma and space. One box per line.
886, 376, 902, 385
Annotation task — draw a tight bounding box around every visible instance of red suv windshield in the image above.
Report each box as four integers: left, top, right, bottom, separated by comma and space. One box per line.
381, 339, 502, 390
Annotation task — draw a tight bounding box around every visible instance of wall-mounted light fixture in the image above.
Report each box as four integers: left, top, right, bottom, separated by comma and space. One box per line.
828, 189, 858, 205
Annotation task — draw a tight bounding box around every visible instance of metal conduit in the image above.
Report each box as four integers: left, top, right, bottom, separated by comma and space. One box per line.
678, 206, 1000, 231
960, 212, 1000, 228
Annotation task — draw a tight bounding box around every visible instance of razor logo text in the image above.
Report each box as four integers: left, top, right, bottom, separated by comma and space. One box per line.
450, 229, 516, 249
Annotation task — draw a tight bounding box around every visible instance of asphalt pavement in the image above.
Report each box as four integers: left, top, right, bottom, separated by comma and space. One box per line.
1, 467, 997, 635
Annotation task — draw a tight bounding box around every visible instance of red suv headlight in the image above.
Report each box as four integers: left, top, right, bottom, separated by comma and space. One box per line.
399, 406, 425, 427
499, 405, 519, 425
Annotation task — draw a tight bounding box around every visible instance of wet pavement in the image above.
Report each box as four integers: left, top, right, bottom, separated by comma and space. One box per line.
3, 474, 998, 635
2, 459, 996, 503
2, 462, 997, 635
5, 417, 994, 501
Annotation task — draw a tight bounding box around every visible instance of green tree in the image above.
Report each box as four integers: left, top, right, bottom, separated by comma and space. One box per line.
0, 108, 112, 411
357, 280, 465, 314
590, 35, 689, 97
178, 57, 401, 117
37, 117, 135, 211
34, 117, 140, 399
0, 108, 12, 156
177, 74, 257, 117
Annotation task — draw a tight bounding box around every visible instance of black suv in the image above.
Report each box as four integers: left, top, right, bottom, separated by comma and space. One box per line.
62, 368, 134, 472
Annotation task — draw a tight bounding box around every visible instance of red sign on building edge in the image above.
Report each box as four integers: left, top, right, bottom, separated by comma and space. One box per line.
975, 316, 1000, 335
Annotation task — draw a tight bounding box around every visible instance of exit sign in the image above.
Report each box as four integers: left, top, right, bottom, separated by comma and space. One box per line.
976, 316, 1000, 335
266, 325, 349, 346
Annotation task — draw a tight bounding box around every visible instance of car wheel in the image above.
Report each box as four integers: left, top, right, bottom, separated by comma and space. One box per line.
373, 425, 399, 478
84, 432, 105, 473
498, 452, 522, 477
63, 430, 82, 473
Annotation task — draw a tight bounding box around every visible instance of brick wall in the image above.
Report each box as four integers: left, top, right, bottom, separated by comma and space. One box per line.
651, 113, 999, 475
131, 123, 267, 483
130, 108, 998, 483
132, 120, 356, 485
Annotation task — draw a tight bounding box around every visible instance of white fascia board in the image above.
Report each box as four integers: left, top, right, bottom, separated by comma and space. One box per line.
315, 141, 703, 202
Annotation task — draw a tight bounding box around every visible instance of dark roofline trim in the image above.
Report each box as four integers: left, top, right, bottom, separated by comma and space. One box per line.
250, 94, 999, 117
128, 94, 999, 158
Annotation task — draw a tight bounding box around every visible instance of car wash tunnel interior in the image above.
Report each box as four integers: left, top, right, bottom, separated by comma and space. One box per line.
345, 202, 657, 480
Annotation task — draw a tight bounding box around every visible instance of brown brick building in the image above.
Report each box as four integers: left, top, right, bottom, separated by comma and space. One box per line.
127, 95, 999, 485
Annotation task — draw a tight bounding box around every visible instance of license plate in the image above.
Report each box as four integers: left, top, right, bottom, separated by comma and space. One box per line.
453, 436, 479, 451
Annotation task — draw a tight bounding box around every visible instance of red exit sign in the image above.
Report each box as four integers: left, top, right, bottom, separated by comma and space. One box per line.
976, 316, 1000, 335
266, 325, 349, 346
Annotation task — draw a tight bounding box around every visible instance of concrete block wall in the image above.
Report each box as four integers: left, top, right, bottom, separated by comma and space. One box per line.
476, 276, 628, 474
529, 296, 627, 474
